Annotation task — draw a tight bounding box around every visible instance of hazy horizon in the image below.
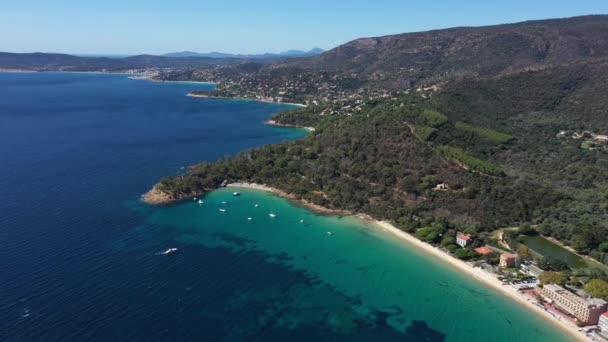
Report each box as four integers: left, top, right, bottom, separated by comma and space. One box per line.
2, 1, 608, 55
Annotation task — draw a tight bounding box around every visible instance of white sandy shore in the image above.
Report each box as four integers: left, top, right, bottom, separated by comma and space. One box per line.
373, 220, 587, 341
266, 120, 315, 132
227, 182, 348, 215
227, 182, 586, 341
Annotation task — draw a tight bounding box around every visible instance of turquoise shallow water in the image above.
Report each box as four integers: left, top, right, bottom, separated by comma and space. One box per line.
0, 72, 568, 341
142, 188, 569, 341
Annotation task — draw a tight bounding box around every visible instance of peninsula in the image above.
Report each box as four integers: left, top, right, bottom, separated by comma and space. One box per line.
143, 15, 608, 341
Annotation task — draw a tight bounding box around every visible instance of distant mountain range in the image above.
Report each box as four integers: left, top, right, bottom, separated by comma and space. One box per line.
0, 52, 244, 72
0, 48, 325, 72
162, 48, 325, 59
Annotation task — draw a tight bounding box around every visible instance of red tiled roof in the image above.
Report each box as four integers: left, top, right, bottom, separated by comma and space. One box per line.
602, 311, 608, 318
475, 246, 493, 255
501, 253, 517, 259
457, 233, 472, 240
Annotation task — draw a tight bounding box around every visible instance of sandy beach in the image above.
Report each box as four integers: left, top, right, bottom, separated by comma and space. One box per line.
227, 182, 587, 341
373, 220, 586, 341
227, 182, 348, 215
266, 120, 315, 131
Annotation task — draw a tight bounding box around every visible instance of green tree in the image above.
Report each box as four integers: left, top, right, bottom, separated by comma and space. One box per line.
539, 271, 567, 286
455, 248, 475, 260
441, 236, 454, 247
518, 223, 538, 236
584, 279, 608, 300
538, 257, 569, 272
516, 245, 531, 259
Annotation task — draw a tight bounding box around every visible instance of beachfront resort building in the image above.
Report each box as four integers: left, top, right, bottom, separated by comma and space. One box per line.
456, 233, 472, 248
539, 284, 608, 326
499, 253, 517, 268
600, 312, 608, 336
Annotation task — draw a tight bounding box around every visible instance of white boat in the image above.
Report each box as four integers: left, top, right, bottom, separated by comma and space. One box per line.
254, 204, 259, 208
247, 217, 253, 221
222, 201, 228, 205
219, 208, 226, 212
326, 231, 333, 235
162, 248, 178, 255
233, 192, 240, 196
269, 213, 277, 218
300, 219, 305, 223
198, 199, 204, 204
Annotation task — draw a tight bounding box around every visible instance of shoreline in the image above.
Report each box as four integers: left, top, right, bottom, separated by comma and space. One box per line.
226, 182, 586, 341
372, 220, 586, 341
186, 93, 307, 107
0, 70, 142, 75
142, 77, 217, 85
227, 182, 349, 215
266, 120, 315, 131
0, 69, 37, 73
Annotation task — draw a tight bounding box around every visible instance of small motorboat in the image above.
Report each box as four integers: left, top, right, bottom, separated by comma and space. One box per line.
193, 197, 197, 201
300, 219, 305, 224
219, 208, 227, 212
326, 231, 333, 235
20, 308, 30, 318
162, 248, 178, 255
254, 204, 259, 208
269, 213, 277, 218
222, 201, 228, 205
198, 199, 204, 204
233, 192, 240, 196
247, 217, 253, 221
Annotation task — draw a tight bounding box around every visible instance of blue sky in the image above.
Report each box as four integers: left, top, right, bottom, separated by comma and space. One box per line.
2, 0, 608, 55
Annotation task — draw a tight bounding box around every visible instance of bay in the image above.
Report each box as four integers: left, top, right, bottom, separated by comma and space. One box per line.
0, 72, 567, 341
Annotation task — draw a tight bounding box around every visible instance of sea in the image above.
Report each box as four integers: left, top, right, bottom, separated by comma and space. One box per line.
0, 72, 569, 341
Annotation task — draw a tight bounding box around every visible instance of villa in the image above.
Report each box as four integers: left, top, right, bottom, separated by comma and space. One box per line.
456, 233, 472, 248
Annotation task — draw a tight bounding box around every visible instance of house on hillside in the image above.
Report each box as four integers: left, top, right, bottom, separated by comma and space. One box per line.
456, 233, 472, 248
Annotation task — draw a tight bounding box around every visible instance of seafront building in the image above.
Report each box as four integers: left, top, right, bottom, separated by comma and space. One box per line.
456, 233, 472, 248
539, 284, 608, 326
599, 312, 608, 337
499, 253, 517, 268
520, 263, 543, 277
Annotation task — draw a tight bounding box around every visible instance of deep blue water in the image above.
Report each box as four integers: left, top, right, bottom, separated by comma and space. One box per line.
0, 72, 568, 342
0, 73, 306, 341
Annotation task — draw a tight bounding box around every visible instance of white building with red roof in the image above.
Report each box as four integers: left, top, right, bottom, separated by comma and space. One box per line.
456, 233, 472, 248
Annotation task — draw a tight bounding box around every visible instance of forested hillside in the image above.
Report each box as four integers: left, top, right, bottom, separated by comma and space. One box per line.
148, 16, 608, 267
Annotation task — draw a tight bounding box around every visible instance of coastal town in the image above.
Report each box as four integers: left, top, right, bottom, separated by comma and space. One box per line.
443, 230, 608, 341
